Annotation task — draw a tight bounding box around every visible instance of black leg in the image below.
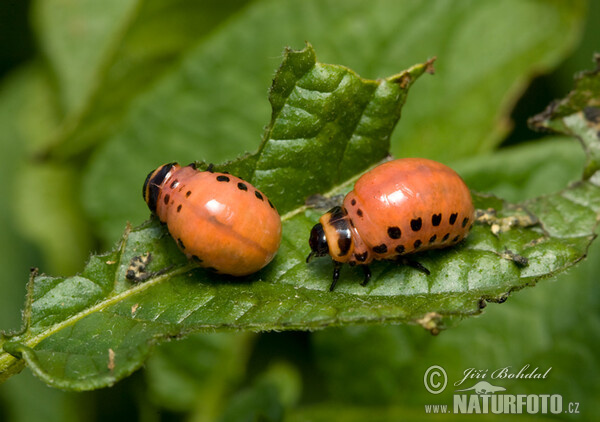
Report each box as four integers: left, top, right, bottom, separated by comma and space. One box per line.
360, 265, 371, 286
401, 257, 431, 275
329, 261, 343, 291
306, 251, 315, 263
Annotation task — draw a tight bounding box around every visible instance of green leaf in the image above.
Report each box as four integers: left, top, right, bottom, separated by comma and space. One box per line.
0, 44, 432, 389
0, 64, 64, 382
145, 333, 253, 415
307, 71, 600, 415
33, 0, 139, 114
14, 163, 93, 276
1, 47, 599, 393
454, 136, 585, 203
0, 65, 49, 333
308, 220, 600, 417
529, 54, 600, 179
79, 0, 584, 245
82, 39, 434, 241
218, 362, 301, 422
36, 0, 250, 157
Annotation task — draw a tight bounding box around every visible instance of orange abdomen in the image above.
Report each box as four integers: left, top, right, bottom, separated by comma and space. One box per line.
149, 164, 281, 276
344, 158, 474, 263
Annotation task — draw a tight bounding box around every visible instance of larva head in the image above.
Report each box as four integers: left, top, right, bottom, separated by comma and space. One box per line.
143, 162, 178, 214
307, 206, 354, 263
307, 222, 329, 262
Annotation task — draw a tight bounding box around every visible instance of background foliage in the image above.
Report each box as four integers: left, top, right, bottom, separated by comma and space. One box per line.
0, 0, 598, 421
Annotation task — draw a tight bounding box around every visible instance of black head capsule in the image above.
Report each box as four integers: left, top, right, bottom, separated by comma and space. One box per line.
143, 162, 177, 214
307, 223, 329, 262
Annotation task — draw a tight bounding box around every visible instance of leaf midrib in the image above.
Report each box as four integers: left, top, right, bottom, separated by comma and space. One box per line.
11, 264, 196, 353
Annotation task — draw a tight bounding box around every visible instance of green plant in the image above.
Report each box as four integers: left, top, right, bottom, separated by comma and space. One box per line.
1, 1, 598, 420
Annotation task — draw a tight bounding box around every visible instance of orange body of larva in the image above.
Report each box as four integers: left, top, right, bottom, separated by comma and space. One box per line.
143, 163, 282, 276
340, 158, 474, 264
308, 158, 474, 290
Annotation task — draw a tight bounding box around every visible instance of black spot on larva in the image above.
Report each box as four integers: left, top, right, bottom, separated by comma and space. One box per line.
432, 213, 442, 226
216, 175, 229, 182
237, 182, 248, 191
186, 162, 197, 170
177, 238, 185, 250
351, 198, 356, 206
373, 244, 388, 254
186, 191, 192, 197
395, 244, 405, 254
170, 179, 179, 189
357, 209, 363, 217
354, 252, 368, 262
429, 234, 437, 244
177, 204, 182, 213
254, 191, 263, 201
191, 255, 202, 263
469, 223, 474, 231
268, 199, 275, 209
414, 239, 422, 249
411, 218, 422, 231
337, 237, 352, 257
163, 194, 170, 205
452, 235, 460, 242
442, 233, 450, 241
387, 226, 401, 239
449, 213, 458, 225
583, 106, 600, 123
462, 217, 469, 228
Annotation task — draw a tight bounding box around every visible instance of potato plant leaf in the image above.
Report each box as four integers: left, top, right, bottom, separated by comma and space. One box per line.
529, 54, 600, 180
0, 44, 432, 389
1, 46, 599, 391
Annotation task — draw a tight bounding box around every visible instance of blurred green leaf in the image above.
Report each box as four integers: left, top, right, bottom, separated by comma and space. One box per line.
455, 137, 584, 203
0, 372, 81, 422
218, 362, 301, 422
0, 65, 46, 333
312, 325, 417, 404
14, 163, 93, 276
34, 0, 139, 114
218, 377, 283, 422
0, 61, 90, 277
0, 66, 83, 421
145, 333, 253, 415
36, 0, 250, 157
79, 0, 584, 245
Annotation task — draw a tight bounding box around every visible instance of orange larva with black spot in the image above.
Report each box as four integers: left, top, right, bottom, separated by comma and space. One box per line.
307, 158, 474, 291
143, 163, 282, 276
